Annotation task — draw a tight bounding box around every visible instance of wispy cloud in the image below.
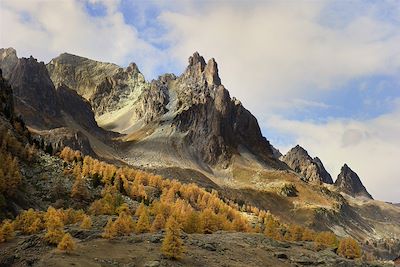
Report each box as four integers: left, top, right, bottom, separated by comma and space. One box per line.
266, 99, 400, 202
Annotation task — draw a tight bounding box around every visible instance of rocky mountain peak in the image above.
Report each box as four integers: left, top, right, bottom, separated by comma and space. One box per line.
0, 47, 18, 79
205, 58, 221, 86
335, 164, 373, 199
182, 52, 222, 88
188, 51, 206, 70
281, 145, 333, 184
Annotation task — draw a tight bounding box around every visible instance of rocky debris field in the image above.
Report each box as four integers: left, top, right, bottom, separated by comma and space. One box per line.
0, 225, 392, 267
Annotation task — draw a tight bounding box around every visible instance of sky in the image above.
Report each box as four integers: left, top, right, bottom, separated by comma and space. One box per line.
1, 0, 399, 202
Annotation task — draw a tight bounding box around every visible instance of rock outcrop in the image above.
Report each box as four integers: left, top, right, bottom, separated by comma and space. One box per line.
9, 56, 62, 129
47, 53, 151, 119
0, 48, 18, 79
47, 53, 120, 100
55, 83, 106, 135
171, 52, 282, 167
0, 69, 14, 120
334, 164, 373, 199
281, 145, 333, 184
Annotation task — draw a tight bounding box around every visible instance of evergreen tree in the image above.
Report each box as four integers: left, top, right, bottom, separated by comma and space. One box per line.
80, 215, 92, 229
161, 217, 185, 259
57, 233, 76, 253
337, 238, 362, 259
135, 208, 151, 233
151, 213, 166, 233
0, 220, 15, 243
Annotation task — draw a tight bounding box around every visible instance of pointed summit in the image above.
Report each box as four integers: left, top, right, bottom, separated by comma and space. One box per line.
281, 145, 333, 184
0, 47, 18, 79
334, 164, 373, 199
183, 52, 222, 87
205, 58, 221, 86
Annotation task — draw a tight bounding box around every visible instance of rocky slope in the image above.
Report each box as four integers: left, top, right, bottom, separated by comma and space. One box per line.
280, 145, 333, 184
334, 164, 373, 199
47, 53, 149, 118
1, 230, 390, 267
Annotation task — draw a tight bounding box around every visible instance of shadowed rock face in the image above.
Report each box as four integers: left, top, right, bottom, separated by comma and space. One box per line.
171, 52, 283, 167
335, 164, 373, 199
281, 145, 333, 184
9, 56, 62, 129
0, 69, 14, 120
55, 83, 102, 132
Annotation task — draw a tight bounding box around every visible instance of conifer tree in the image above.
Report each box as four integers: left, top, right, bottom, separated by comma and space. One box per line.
80, 215, 92, 229
57, 233, 76, 253
337, 238, 362, 259
71, 173, 89, 201
183, 211, 200, 234
151, 213, 166, 233
0, 220, 15, 243
102, 218, 115, 239
135, 208, 151, 233
44, 208, 65, 244
161, 216, 185, 259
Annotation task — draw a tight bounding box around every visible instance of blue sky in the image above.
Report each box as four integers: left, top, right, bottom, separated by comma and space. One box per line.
1, 0, 399, 202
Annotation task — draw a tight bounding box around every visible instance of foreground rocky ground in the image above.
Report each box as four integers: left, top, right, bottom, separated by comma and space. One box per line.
0, 223, 392, 267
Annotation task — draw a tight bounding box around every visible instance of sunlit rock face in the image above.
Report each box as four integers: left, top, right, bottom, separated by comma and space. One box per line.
281, 145, 333, 184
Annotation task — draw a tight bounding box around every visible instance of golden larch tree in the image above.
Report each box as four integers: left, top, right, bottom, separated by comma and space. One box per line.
161, 216, 185, 260
57, 233, 76, 253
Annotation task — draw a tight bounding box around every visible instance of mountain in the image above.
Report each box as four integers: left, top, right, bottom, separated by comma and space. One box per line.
334, 164, 373, 199
1, 48, 399, 264
47, 52, 286, 171
0, 51, 117, 154
280, 145, 333, 184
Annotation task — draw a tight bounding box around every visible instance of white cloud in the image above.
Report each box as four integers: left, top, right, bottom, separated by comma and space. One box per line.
1, 0, 399, 202
266, 100, 400, 202
159, 2, 400, 113
0, 0, 166, 78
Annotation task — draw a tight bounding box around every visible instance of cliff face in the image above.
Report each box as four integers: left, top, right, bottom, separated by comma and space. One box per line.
47, 54, 150, 119
0, 69, 14, 120
281, 145, 333, 184
171, 53, 279, 167
334, 164, 373, 199
9, 56, 62, 129
0, 48, 19, 79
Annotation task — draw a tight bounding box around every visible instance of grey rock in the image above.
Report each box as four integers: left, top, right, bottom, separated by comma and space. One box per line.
203, 243, 216, 251
281, 145, 333, 184
334, 164, 373, 199
144, 260, 160, 267
9, 56, 63, 129
0, 47, 18, 79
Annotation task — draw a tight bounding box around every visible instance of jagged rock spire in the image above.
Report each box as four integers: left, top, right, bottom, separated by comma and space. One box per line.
184, 52, 222, 87
280, 145, 333, 184
334, 164, 373, 199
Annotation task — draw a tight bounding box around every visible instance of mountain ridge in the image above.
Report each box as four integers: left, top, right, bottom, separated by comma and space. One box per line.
1, 48, 399, 258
